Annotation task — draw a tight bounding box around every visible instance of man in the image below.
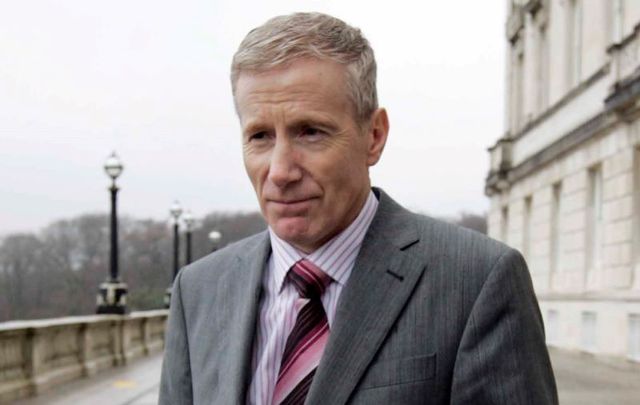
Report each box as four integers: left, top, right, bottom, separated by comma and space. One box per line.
160, 12, 558, 405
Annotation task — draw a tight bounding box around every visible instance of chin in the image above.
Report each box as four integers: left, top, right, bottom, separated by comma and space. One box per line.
274, 218, 326, 250
272, 217, 311, 239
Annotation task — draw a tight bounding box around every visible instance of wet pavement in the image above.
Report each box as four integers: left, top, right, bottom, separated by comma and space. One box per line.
14, 354, 162, 405
13, 348, 640, 404
550, 348, 640, 405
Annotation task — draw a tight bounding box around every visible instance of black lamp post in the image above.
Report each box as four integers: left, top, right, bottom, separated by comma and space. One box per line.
170, 201, 183, 280
183, 210, 194, 265
165, 201, 183, 308
208, 230, 222, 253
97, 152, 128, 314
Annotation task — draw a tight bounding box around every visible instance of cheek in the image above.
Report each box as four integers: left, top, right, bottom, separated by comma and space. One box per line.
320, 156, 364, 188
243, 155, 264, 189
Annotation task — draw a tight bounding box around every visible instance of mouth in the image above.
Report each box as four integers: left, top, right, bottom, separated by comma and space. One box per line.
267, 197, 318, 211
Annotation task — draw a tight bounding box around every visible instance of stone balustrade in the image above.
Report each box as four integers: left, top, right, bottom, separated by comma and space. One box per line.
0, 310, 168, 403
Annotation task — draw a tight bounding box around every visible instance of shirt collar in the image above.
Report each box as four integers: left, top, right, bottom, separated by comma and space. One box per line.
269, 190, 379, 293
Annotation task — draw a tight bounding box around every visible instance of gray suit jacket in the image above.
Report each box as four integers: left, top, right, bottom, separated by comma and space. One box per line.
160, 189, 558, 404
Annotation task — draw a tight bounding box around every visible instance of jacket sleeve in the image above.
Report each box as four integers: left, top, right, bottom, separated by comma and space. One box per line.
450, 248, 558, 405
159, 269, 194, 405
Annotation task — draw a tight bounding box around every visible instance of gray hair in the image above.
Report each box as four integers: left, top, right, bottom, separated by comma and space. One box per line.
231, 12, 378, 125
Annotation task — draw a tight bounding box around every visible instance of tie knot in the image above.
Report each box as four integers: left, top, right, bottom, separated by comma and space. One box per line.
288, 259, 332, 299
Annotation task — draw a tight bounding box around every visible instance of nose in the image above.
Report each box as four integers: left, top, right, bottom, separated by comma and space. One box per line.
267, 138, 302, 188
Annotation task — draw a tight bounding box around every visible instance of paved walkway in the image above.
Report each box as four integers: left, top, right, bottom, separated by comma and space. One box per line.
550, 348, 640, 404
14, 348, 640, 404
15, 354, 162, 405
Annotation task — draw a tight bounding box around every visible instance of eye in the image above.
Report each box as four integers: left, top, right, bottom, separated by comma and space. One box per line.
248, 131, 268, 141
300, 126, 325, 139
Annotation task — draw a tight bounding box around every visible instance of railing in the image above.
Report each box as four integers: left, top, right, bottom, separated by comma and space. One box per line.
0, 310, 168, 403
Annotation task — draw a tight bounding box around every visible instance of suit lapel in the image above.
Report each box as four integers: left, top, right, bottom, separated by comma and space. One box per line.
306, 190, 427, 405
222, 232, 270, 404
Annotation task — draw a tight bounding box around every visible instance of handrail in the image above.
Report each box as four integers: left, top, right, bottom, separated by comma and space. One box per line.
0, 310, 169, 403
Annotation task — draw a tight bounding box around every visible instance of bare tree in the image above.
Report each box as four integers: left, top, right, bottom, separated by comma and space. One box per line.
0, 233, 45, 320
0, 210, 267, 322
453, 212, 487, 235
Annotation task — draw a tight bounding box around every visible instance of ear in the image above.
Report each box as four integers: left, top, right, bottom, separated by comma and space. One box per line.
366, 108, 390, 166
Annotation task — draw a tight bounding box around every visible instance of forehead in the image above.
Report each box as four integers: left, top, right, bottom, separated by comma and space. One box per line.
234, 59, 352, 119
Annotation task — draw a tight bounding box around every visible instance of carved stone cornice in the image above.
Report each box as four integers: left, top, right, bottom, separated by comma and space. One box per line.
485, 137, 513, 196
485, 107, 621, 195
528, 0, 549, 26
606, 20, 640, 119
605, 69, 640, 115
507, 111, 616, 185
506, 6, 524, 43
485, 168, 511, 197
523, 0, 543, 15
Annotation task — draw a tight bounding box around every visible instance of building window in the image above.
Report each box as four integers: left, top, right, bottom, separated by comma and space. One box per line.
611, 0, 624, 44
567, 0, 583, 87
634, 148, 640, 276
537, 24, 549, 112
629, 314, 640, 361
524, 196, 533, 260
581, 311, 597, 352
587, 165, 603, 274
551, 182, 562, 274
501, 206, 510, 243
514, 46, 525, 131
547, 309, 559, 345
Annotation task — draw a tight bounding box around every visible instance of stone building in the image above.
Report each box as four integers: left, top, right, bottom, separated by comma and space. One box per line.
486, 0, 640, 361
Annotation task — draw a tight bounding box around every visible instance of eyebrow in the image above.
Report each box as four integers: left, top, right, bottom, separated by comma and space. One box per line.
288, 116, 340, 132
243, 114, 341, 136
242, 122, 266, 137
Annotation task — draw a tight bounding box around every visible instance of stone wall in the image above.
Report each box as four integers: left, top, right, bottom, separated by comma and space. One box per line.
489, 120, 640, 295
0, 310, 168, 403
540, 299, 640, 360
488, 1, 640, 362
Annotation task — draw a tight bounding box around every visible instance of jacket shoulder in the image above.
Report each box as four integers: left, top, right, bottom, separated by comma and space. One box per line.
178, 231, 268, 283
410, 213, 518, 279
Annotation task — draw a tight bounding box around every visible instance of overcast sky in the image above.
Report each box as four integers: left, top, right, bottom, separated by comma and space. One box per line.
0, 0, 506, 236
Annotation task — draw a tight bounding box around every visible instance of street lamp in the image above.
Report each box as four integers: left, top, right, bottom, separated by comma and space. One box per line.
165, 201, 183, 308
208, 230, 222, 252
169, 201, 183, 280
96, 151, 128, 314
183, 210, 195, 265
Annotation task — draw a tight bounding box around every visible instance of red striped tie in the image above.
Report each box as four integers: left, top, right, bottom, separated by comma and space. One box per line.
272, 259, 333, 405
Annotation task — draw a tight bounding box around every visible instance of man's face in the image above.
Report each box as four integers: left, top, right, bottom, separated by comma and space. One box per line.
235, 58, 388, 253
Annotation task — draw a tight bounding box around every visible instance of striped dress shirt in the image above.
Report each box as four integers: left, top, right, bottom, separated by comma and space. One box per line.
247, 191, 379, 405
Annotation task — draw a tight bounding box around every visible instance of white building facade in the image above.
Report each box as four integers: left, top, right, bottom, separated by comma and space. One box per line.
486, 0, 640, 361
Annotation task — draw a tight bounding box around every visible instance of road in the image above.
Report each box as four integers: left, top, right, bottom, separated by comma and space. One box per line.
14, 348, 640, 404
550, 348, 640, 404
15, 354, 162, 405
